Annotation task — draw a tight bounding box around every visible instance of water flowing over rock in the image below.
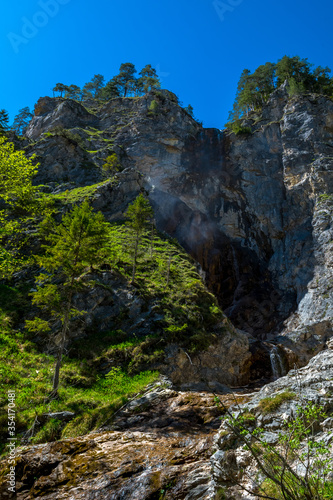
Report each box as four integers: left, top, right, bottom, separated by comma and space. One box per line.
269, 344, 288, 380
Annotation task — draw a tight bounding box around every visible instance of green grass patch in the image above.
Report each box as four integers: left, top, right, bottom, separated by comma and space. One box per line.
258, 391, 296, 414
0, 314, 158, 450
49, 181, 111, 204
107, 223, 227, 351
319, 193, 333, 203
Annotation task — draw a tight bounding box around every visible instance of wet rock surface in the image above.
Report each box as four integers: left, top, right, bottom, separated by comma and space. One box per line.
0, 379, 250, 499
2, 351, 333, 499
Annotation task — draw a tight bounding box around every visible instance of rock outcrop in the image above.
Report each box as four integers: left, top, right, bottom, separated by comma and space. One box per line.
211, 347, 333, 498
0, 379, 243, 500
25, 88, 333, 365
4, 348, 333, 499
1, 86, 332, 499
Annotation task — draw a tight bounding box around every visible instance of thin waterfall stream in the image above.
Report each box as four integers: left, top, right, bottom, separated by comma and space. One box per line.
269, 344, 288, 380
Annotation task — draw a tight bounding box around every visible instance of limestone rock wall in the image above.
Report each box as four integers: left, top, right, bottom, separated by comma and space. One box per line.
25, 88, 333, 364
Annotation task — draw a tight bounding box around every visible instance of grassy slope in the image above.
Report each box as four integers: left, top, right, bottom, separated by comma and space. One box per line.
0, 217, 228, 450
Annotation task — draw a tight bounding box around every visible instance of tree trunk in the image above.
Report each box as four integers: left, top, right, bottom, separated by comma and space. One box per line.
51, 310, 69, 395
131, 233, 139, 284
52, 347, 63, 395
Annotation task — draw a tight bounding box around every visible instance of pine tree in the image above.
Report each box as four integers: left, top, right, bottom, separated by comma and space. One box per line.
138, 64, 160, 93
26, 201, 110, 396
64, 84, 82, 100
52, 83, 69, 97
0, 109, 9, 131
99, 79, 120, 101
276, 56, 312, 88
184, 104, 194, 117
114, 63, 137, 97
124, 194, 154, 283
82, 74, 105, 99
227, 69, 251, 122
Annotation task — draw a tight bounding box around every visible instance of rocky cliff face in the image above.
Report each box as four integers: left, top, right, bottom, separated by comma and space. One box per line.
1, 87, 332, 499
25, 87, 333, 365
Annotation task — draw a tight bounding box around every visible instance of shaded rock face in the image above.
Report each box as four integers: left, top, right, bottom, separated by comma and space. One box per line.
161, 328, 253, 390
27, 97, 98, 140
25, 89, 333, 363
116, 89, 333, 354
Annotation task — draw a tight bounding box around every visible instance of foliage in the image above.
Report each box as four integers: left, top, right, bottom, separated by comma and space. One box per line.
99, 79, 120, 101
138, 64, 161, 93
0, 109, 9, 131
318, 193, 333, 204
227, 55, 333, 124
218, 396, 333, 499
26, 201, 110, 395
148, 99, 159, 115
82, 74, 105, 99
12, 107, 33, 135
288, 77, 306, 97
46, 126, 85, 149
52, 83, 68, 97
106, 222, 226, 350
50, 63, 162, 103
258, 391, 296, 414
0, 137, 50, 279
113, 62, 137, 97
0, 317, 158, 450
102, 152, 122, 177
64, 84, 82, 100
124, 194, 154, 283
184, 104, 194, 117
49, 181, 110, 205
226, 120, 252, 135
0, 136, 39, 210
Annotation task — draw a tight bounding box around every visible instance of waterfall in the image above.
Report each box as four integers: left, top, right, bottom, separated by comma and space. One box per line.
269, 345, 287, 380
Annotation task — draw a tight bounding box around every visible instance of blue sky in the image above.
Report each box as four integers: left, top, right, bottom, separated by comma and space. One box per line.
1, 0, 333, 129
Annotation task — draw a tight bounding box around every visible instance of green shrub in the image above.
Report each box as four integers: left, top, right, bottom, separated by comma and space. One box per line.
258, 391, 296, 414
231, 122, 252, 135
32, 418, 63, 444
148, 100, 159, 115
102, 152, 122, 177
47, 126, 86, 148
222, 402, 332, 499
